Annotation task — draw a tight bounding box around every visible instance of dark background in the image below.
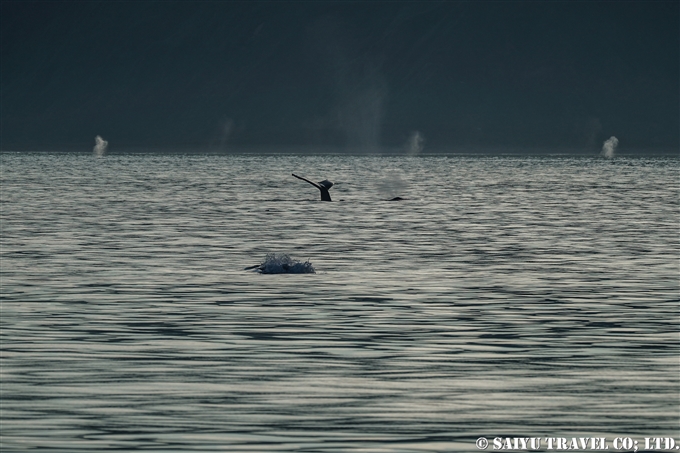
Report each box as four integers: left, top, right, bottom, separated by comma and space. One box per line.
1, 1, 678, 152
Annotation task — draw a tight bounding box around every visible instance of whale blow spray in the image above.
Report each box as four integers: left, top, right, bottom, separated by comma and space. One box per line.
377, 170, 409, 199
407, 131, 424, 155
93, 135, 108, 156
601, 136, 618, 158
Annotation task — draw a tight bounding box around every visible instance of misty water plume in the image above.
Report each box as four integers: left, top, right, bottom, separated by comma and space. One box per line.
211, 117, 234, 151
93, 135, 108, 156
309, 17, 387, 152
340, 85, 385, 151
377, 170, 409, 199
601, 136, 619, 158
406, 131, 424, 155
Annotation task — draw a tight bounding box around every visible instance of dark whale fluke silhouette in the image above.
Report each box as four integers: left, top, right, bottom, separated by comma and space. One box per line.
292, 174, 333, 201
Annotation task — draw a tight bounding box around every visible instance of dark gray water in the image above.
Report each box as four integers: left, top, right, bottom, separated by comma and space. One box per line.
1, 153, 678, 451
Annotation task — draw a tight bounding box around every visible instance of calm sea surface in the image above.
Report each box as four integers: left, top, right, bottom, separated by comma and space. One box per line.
1, 152, 678, 452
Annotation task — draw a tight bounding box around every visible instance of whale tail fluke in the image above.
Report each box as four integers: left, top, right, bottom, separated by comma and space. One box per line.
318, 179, 333, 189
292, 173, 333, 201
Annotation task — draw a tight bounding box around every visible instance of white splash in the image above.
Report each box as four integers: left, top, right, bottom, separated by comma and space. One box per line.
247, 253, 315, 274
601, 136, 618, 158
406, 131, 424, 155
93, 135, 108, 156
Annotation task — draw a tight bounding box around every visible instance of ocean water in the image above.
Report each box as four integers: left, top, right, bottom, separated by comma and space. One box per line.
1, 152, 678, 452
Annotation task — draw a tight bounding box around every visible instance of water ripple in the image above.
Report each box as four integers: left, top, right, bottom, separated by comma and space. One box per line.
1, 153, 678, 451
